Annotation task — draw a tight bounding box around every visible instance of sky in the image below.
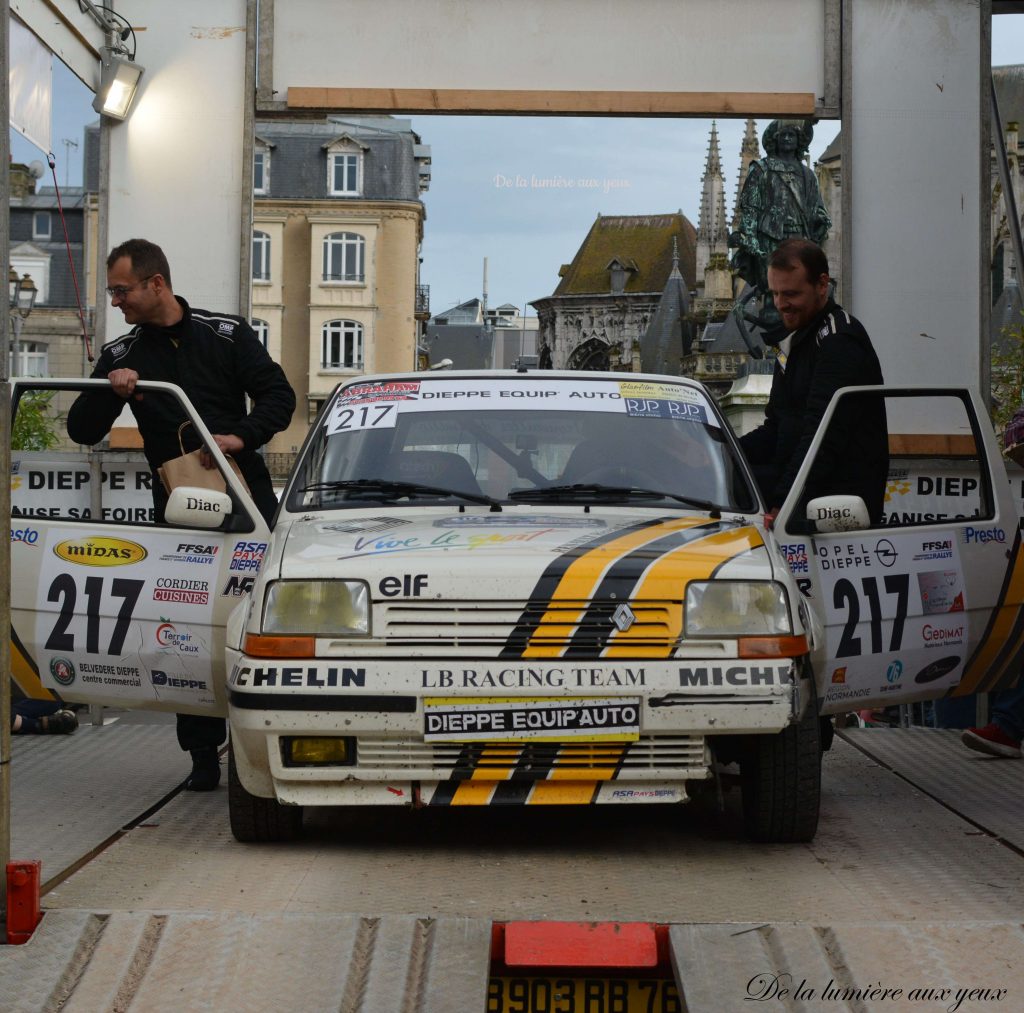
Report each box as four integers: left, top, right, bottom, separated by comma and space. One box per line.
10, 14, 1024, 315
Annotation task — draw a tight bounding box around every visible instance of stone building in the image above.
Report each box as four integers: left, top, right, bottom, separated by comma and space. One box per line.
532, 213, 697, 371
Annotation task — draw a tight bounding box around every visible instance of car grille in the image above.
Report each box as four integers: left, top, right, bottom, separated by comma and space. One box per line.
354, 735, 706, 778
380, 599, 681, 650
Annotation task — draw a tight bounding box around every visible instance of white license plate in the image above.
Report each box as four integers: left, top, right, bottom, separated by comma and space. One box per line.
423, 696, 641, 742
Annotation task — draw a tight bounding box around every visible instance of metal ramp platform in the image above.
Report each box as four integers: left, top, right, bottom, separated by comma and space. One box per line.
4, 724, 1024, 1011
1, 911, 1020, 1012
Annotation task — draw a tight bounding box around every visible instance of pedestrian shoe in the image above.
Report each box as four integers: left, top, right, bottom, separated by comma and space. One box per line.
38, 709, 79, 735
186, 747, 222, 791
961, 723, 1022, 759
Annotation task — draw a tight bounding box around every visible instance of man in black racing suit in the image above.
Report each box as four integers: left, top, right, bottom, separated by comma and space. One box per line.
67, 238, 295, 791
740, 238, 887, 526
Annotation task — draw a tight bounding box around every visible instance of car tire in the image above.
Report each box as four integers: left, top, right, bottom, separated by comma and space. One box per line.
740, 701, 821, 843
228, 741, 303, 843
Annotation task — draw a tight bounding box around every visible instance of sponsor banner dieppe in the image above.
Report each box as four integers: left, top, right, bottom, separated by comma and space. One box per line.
11, 452, 154, 522
423, 696, 641, 742
882, 463, 984, 526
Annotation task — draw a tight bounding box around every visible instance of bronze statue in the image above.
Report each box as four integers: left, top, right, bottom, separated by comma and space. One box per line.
731, 120, 831, 294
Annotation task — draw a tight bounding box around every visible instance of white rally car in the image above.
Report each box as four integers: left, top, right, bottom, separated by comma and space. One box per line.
11, 372, 1024, 843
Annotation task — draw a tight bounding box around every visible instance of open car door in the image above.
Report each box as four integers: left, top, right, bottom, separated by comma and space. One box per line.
10, 379, 271, 716
774, 386, 1024, 716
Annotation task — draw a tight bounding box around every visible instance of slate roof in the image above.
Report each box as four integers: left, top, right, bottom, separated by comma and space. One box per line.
8, 189, 85, 307
253, 116, 425, 202
640, 246, 694, 371
994, 64, 1024, 125
553, 213, 697, 297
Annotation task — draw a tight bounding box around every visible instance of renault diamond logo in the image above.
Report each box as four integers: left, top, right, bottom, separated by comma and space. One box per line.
612, 603, 636, 632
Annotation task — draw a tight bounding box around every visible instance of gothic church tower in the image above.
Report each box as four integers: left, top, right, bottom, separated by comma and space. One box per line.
695, 121, 729, 289
732, 118, 761, 232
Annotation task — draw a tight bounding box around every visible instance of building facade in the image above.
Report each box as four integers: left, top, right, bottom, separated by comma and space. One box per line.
8, 162, 93, 380
251, 116, 431, 463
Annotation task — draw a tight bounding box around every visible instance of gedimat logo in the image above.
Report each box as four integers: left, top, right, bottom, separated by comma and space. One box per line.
54, 536, 147, 566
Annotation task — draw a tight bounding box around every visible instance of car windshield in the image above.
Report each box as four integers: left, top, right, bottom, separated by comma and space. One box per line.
286, 376, 758, 513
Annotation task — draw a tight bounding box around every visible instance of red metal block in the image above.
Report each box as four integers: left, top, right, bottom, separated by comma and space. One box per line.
502, 921, 659, 969
6, 860, 42, 945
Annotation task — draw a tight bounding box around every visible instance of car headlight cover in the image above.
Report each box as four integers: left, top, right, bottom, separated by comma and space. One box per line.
262, 580, 370, 637
684, 580, 792, 637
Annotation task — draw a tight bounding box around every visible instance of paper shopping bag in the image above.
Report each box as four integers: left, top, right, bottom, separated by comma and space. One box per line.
157, 422, 250, 495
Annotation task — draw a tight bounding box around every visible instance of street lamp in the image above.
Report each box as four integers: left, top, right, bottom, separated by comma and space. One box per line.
8, 269, 37, 377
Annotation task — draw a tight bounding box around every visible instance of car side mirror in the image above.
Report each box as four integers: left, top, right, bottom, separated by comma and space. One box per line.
164, 487, 233, 529
805, 494, 870, 533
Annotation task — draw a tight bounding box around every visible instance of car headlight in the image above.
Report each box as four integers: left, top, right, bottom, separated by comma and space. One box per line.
262, 580, 370, 637
684, 580, 792, 637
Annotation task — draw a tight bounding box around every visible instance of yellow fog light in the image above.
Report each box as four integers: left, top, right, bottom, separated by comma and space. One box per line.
283, 737, 355, 766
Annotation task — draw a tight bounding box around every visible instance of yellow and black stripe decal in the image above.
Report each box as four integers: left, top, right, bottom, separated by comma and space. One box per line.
498, 518, 671, 658
603, 526, 765, 658
427, 743, 630, 805
507, 518, 721, 658
501, 517, 762, 659
10, 626, 55, 700
559, 521, 728, 658
955, 529, 1024, 695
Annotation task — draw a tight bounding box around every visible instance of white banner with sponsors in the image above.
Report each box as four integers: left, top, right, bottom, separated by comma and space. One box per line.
813, 530, 968, 706
325, 378, 718, 435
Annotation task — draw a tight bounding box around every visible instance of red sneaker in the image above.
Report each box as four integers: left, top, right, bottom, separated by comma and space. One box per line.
961, 723, 1022, 758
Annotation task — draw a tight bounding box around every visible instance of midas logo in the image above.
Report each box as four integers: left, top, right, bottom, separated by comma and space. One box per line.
54, 536, 147, 566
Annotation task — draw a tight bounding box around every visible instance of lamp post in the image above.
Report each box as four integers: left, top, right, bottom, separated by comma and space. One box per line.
8, 268, 38, 376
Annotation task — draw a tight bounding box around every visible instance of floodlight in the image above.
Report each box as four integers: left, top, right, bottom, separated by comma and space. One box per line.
92, 48, 144, 121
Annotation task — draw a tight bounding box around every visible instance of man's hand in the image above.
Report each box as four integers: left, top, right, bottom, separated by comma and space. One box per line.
108, 368, 142, 400
764, 507, 780, 530
199, 433, 245, 469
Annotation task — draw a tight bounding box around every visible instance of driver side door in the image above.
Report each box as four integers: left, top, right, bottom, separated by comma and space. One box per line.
10, 379, 271, 716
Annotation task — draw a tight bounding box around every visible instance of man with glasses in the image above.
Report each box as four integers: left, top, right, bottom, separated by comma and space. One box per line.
67, 237, 295, 791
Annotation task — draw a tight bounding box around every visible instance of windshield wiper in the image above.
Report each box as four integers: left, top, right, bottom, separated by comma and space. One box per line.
509, 483, 721, 518
299, 478, 502, 510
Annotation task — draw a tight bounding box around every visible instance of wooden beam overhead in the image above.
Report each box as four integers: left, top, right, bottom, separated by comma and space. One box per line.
286, 87, 818, 118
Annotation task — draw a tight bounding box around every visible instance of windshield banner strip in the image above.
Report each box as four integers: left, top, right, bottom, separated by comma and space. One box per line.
326, 378, 718, 435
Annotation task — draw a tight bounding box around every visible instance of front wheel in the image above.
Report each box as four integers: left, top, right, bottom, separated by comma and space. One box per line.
228, 741, 303, 843
740, 701, 821, 843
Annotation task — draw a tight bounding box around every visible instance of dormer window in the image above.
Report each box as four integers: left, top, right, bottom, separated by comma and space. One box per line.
324, 134, 368, 197
606, 257, 638, 295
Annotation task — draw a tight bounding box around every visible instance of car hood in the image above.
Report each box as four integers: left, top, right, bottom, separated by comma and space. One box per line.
276, 509, 773, 596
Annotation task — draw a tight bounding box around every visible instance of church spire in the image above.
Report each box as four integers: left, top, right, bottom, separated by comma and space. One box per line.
732, 118, 761, 231
696, 120, 728, 285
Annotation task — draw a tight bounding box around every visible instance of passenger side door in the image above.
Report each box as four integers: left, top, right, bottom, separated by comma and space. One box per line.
774, 387, 1019, 715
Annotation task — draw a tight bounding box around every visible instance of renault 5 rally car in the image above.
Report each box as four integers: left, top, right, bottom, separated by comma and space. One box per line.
12, 373, 1024, 844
